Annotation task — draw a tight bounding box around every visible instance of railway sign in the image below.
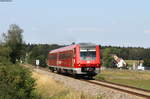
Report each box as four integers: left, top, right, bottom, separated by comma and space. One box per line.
36, 60, 40, 66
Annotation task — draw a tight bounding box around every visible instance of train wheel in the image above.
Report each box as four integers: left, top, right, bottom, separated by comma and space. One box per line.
74, 74, 79, 79
72, 73, 78, 79
88, 76, 93, 80
56, 68, 61, 74
49, 67, 54, 72
51, 68, 55, 72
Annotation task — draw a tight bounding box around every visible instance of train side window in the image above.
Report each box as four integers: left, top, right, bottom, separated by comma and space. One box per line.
59, 51, 72, 60
49, 54, 57, 60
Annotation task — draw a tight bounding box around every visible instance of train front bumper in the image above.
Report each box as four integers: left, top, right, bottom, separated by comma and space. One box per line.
73, 67, 100, 75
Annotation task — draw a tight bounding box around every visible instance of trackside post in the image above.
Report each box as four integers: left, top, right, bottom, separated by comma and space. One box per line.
36, 59, 40, 72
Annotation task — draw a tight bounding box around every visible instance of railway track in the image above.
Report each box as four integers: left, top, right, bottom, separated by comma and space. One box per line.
23, 64, 150, 99
83, 80, 150, 99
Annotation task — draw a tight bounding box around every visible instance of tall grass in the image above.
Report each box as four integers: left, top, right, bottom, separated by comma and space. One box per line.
33, 72, 103, 99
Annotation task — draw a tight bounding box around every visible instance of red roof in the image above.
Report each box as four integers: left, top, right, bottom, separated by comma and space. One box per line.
49, 44, 78, 53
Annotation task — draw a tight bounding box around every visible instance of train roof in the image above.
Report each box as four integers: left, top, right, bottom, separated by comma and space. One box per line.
49, 44, 99, 53
49, 44, 77, 53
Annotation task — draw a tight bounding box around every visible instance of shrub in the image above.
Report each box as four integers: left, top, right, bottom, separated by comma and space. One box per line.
0, 64, 40, 99
143, 58, 150, 67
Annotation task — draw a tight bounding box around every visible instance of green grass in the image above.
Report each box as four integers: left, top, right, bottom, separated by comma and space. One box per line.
95, 69, 150, 90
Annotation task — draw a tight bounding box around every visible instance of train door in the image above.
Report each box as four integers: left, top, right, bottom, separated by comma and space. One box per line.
72, 48, 76, 67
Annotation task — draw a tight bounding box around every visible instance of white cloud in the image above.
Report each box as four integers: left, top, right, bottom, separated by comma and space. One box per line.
66, 27, 105, 33
144, 30, 150, 33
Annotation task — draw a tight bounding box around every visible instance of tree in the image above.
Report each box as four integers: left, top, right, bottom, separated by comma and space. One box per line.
103, 48, 114, 67
26, 44, 62, 67
143, 58, 150, 67
3, 24, 24, 63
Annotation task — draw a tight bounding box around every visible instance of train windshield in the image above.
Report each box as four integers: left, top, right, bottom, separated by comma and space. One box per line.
80, 50, 96, 60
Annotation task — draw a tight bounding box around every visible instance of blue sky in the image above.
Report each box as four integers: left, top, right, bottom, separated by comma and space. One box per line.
0, 0, 150, 47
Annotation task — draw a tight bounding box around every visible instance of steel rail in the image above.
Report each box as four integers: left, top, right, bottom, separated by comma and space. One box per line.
96, 79, 150, 92
81, 80, 150, 99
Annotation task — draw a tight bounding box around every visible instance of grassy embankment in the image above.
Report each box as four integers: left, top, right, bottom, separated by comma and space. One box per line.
33, 71, 103, 99
95, 69, 150, 90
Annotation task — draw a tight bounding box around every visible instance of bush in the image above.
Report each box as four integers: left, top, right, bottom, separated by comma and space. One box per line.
143, 58, 150, 67
0, 64, 40, 99
0, 46, 12, 65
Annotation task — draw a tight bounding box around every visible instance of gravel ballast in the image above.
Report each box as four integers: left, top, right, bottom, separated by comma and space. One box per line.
34, 68, 144, 99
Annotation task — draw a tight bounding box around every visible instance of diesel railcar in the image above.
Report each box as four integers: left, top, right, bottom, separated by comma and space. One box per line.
48, 44, 101, 78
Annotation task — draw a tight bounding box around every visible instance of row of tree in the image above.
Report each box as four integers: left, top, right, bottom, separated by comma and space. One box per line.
24, 43, 62, 67
101, 46, 150, 60
101, 47, 150, 67
23, 43, 150, 67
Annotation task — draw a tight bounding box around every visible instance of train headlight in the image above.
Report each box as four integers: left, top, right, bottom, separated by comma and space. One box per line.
87, 61, 90, 63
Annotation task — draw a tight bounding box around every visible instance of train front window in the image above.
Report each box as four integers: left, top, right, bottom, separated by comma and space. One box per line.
80, 50, 96, 60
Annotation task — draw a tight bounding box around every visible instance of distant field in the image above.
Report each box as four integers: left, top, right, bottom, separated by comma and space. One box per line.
95, 69, 150, 90
125, 60, 143, 66
32, 72, 103, 99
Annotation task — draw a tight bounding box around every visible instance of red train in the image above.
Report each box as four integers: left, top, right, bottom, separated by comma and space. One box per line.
48, 44, 101, 78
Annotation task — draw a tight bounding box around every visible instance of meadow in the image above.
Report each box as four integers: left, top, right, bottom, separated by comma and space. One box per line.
95, 69, 150, 90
